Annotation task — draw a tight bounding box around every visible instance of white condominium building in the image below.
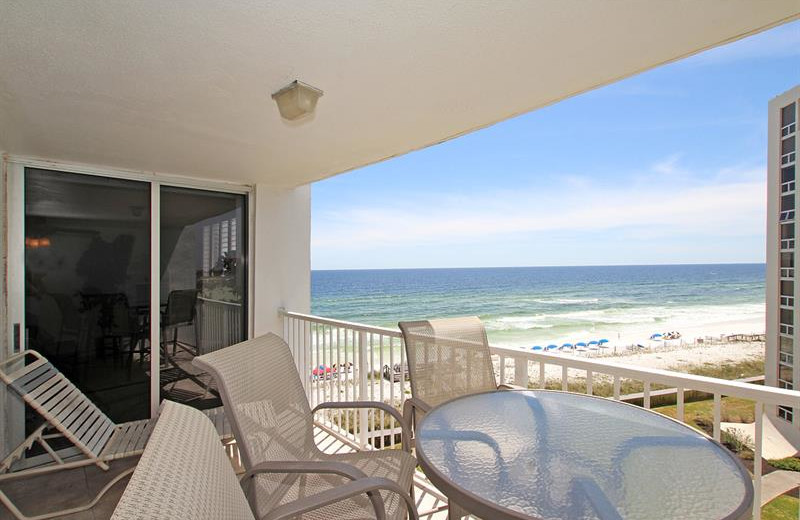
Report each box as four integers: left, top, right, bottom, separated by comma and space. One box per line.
767, 85, 800, 445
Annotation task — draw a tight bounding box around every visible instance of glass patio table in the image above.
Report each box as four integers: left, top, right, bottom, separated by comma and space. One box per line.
416, 390, 753, 520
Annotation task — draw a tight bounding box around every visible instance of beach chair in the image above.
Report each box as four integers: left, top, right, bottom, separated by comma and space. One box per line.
112, 400, 413, 520
193, 333, 418, 520
398, 316, 522, 432
0, 349, 232, 520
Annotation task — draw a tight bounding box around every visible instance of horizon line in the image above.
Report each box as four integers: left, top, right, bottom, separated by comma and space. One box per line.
311, 261, 766, 272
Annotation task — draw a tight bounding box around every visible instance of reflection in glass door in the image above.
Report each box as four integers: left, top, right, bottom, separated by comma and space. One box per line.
24, 168, 151, 423
158, 186, 247, 410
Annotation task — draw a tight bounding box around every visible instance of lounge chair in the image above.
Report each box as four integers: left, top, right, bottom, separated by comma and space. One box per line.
0, 349, 231, 520
193, 333, 418, 520
398, 316, 522, 430
112, 400, 412, 520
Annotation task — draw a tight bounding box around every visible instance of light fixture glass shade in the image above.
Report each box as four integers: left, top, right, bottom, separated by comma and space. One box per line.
271, 80, 323, 121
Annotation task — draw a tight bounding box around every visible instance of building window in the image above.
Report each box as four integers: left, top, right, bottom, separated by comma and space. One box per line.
780, 335, 794, 353
783, 136, 797, 165
782, 102, 797, 137
779, 406, 794, 422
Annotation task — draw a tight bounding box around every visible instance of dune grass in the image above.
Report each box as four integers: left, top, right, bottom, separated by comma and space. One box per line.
762, 494, 799, 520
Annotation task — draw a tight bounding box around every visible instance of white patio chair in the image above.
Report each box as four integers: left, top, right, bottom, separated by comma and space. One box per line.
193, 333, 418, 520
0, 349, 232, 520
112, 400, 411, 520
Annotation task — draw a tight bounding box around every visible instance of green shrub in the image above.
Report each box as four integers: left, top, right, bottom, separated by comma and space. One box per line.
769, 458, 800, 472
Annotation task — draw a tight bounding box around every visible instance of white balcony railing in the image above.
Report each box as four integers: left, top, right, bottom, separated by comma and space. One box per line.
281, 309, 800, 519
196, 297, 244, 354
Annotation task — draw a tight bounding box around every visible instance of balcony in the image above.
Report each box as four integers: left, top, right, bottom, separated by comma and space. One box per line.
1, 309, 799, 520
277, 310, 800, 520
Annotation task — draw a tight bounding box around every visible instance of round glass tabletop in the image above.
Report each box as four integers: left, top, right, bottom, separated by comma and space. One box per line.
416, 390, 753, 520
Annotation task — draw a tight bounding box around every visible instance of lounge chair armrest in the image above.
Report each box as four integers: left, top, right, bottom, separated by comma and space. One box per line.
312, 401, 412, 452
261, 476, 419, 520
498, 383, 526, 390
241, 460, 368, 482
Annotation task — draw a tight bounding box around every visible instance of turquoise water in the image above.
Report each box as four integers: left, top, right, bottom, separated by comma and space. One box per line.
311, 264, 765, 348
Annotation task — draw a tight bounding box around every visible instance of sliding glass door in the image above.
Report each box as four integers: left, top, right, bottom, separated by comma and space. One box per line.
25, 169, 151, 422
158, 186, 247, 410
21, 168, 248, 425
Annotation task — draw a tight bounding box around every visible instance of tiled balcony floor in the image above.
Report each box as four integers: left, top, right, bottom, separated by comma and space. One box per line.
0, 424, 449, 520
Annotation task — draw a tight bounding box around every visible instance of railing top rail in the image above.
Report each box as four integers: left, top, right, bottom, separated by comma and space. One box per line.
280, 309, 402, 337
282, 310, 800, 409
488, 344, 800, 409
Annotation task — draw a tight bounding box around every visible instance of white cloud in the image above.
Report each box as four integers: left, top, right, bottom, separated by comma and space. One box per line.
312, 165, 766, 253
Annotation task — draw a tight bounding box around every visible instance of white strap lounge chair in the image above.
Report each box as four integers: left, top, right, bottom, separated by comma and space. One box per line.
193, 333, 419, 520
398, 316, 521, 429
0, 349, 232, 520
112, 400, 413, 520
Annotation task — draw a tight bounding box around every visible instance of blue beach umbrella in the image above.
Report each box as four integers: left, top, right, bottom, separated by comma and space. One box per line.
532, 346, 543, 351
587, 340, 599, 345
650, 333, 663, 340
547, 344, 559, 350
576, 342, 587, 347
561, 343, 573, 349
598, 339, 609, 344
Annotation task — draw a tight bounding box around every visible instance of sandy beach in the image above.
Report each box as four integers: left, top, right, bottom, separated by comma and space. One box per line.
508, 315, 765, 382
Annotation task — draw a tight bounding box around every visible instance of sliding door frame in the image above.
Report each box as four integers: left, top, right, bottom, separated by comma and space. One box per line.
5, 156, 254, 417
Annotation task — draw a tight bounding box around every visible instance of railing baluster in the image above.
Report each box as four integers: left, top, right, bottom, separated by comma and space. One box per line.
389, 332, 396, 442
677, 387, 684, 423
613, 376, 620, 400
713, 393, 721, 441
538, 361, 545, 389
358, 330, 369, 449
336, 327, 342, 436
562, 366, 568, 391
514, 357, 527, 387
586, 370, 593, 396
379, 334, 386, 448
499, 355, 506, 383
754, 402, 763, 520
315, 322, 321, 408
643, 381, 651, 409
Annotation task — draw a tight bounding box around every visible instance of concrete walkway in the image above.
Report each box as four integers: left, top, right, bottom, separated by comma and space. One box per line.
761, 470, 800, 506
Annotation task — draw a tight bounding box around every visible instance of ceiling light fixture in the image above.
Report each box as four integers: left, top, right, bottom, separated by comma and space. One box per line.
271, 80, 323, 121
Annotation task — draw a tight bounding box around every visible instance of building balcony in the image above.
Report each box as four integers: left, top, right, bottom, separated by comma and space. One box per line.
1, 309, 799, 520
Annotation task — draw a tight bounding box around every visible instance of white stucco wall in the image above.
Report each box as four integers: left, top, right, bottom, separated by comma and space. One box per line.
252, 183, 312, 336
1, 155, 8, 456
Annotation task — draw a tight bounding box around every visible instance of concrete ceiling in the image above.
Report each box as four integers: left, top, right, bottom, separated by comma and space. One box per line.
1, 1, 798, 187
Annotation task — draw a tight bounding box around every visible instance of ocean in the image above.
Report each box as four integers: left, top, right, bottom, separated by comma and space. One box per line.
311, 264, 765, 348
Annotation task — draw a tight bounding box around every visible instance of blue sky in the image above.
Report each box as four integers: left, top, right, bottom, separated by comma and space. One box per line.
312, 21, 800, 270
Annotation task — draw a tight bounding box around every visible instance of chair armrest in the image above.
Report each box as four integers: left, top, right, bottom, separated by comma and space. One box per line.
498, 383, 526, 390
261, 476, 419, 520
242, 460, 384, 519
402, 397, 431, 446
241, 460, 368, 482
312, 401, 412, 453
